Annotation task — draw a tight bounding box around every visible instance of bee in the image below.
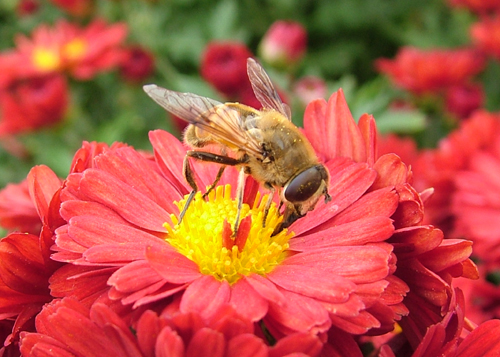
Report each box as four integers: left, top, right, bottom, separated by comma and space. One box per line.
143, 58, 330, 235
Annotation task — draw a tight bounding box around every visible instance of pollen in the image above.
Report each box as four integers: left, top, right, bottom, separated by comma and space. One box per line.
32, 47, 61, 72
164, 185, 293, 285
63, 38, 87, 61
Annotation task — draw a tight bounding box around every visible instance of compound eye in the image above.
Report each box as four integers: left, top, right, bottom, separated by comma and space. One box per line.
284, 166, 325, 203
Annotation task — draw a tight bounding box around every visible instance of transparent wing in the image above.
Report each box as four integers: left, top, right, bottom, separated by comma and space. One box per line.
143, 84, 263, 158
247, 58, 291, 120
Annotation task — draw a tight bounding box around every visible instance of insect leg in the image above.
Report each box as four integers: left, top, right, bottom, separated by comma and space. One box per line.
203, 166, 226, 199
179, 155, 198, 224
262, 182, 275, 228
179, 150, 246, 226
233, 166, 246, 237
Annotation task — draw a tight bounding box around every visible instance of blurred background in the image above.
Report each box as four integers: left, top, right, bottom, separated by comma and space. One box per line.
0, 0, 498, 187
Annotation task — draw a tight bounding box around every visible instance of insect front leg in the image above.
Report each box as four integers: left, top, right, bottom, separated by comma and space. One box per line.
179, 155, 198, 224
180, 150, 245, 229
233, 166, 246, 237
262, 182, 275, 228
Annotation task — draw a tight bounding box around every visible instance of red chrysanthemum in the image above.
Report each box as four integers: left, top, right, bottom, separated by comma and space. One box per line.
19, 298, 323, 357
201, 42, 253, 97
49, 0, 94, 17
452, 117, 500, 262
375, 47, 485, 95
0, 73, 69, 136
45, 88, 474, 353
0, 166, 64, 355
449, 0, 500, 14
471, 16, 500, 63
119, 45, 155, 83
444, 83, 484, 120
13, 19, 127, 80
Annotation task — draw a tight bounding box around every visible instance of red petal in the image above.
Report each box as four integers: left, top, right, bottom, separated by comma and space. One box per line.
180, 276, 230, 320
79, 169, 172, 231
243, 274, 286, 306
291, 216, 394, 250
229, 278, 268, 322
156, 326, 185, 357
284, 246, 391, 284
186, 328, 225, 357
267, 264, 355, 303
266, 288, 331, 334
149, 130, 191, 194
269, 332, 323, 357
456, 320, 500, 357
146, 244, 202, 284
227, 334, 267, 357
27, 165, 62, 225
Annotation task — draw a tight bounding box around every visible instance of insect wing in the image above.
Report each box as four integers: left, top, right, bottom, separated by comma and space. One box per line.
247, 58, 291, 120
143, 84, 222, 124
143, 84, 263, 157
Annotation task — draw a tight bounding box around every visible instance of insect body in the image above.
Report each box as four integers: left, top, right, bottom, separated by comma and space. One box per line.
143, 58, 330, 235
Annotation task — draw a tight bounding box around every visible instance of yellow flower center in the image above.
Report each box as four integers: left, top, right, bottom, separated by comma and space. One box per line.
164, 185, 294, 285
32, 47, 61, 72
63, 39, 87, 61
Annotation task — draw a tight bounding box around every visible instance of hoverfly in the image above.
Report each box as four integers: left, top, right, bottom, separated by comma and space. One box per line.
143, 58, 330, 235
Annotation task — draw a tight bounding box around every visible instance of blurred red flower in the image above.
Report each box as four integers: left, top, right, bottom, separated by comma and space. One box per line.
452, 120, 500, 262
0, 180, 41, 235
259, 20, 307, 69
375, 47, 485, 95
471, 16, 500, 62
0, 73, 69, 136
201, 42, 253, 97
445, 83, 484, 119
119, 45, 155, 83
16, 0, 39, 16
448, 0, 500, 14
49, 0, 94, 17
13, 19, 127, 80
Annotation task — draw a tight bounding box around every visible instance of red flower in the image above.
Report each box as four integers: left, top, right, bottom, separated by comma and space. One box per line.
201, 42, 253, 97
119, 45, 155, 83
0, 73, 68, 136
471, 16, 500, 62
0, 180, 41, 235
0, 166, 63, 355
445, 83, 484, 119
375, 47, 485, 95
20, 298, 323, 356
452, 119, 500, 262
17, 0, 39, 16
448, 0, 500, 14
13, 19, 127, 80
259, 20, 307, 69
49, 0, 94, 17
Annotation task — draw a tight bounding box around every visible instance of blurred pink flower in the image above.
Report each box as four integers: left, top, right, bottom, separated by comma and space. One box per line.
259, 20, 307, 69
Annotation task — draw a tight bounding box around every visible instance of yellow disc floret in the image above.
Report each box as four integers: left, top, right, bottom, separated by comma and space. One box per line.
32, 47, 61, 72
164, 185, 293, 285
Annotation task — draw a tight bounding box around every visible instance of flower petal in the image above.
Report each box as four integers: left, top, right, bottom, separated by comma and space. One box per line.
290, 216, 394, 250
146, 244, 202, 284
180, 276, 231, 320
267, 264, 355, 304
78, 169, 171, 232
